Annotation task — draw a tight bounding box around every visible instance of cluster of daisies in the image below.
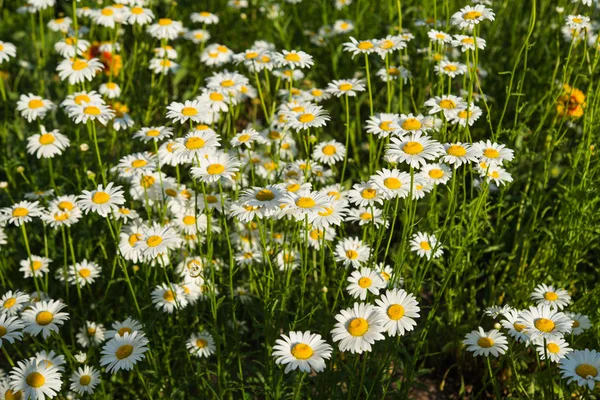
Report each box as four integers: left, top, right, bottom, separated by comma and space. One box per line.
464, 283, 597, 390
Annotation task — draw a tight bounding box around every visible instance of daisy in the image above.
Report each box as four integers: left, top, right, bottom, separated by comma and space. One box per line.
166, 100, 210, 124
1, 200, 43, 226
310, 197, 348, 229
273, 50, 314, 69
187, 331, 216, 358
347, 182, 385, 207
376, 66, 411, 83
0, 290, 30, 316
0, 314, 24, 347
346, 267, 386, 300
54, 37, 90, 58
451, 5, 495, 30
77, 182, 125, 217
375, 288, 420, 337
198, 88, 232, 114
67, 101, 115, 125
76, 321, 106, 347
153, 45, 179, 59
565, 312, 591, 335
230, 128, 263, 148
442, 142, 481, 168
452, 35, 486, 52
473, 140, 514, 165
387, 134, 444, 168
536, 337, 572, 363
366, 113, 400, 138
0, 41, 17, 63
284, 104, 330, 131
201, 43, 234, 67
273, 331, 332, 373
126, 6, 154, 25
135, 225, 181, 260
26, 126, 70, 159
100, 331, 149, 373
99, 82, 122, 99
191, 153, 241, 184
531, 284, 571, 310
0, 381, 22, 400
19, 255, 52, 278
331, 303, 385, 354
133, 126, 173, 143
147, 18, 184, 40
35, 350, 66, 372
9, 359, 62, 400
280, 190, 330, 221
410, 232, 443, 259
434, 61, 468, 78
57, 57, 103, 85
240, 185, 284, 215
419, 163, 452, 185
92, 6, 118, 28
500, 309, 530, 343
463, 327, 508, 357
68, 260, 101, 286
484, 305, 514, 319
326, 79, 366, 97
105, 317, 144, 339
346, 207, 387, 227
517, 305, 573, 341
334, 237, 370, 268
333, 20, 354, 34
16, 93, 54, 123
559, 349, 600, 390
424, 95, 467, 119
428, 29, 452, 44
369, 168, 411, 199
206, 70, 248, 96
565, 15, 591, 31
151, 283, 188, 313
448, 104, 482, 127
61, 90, 103, 110
343, 37, 377, 58
22, 299, 69, 339
191, 11, 219, 24
482, 165, 513, 186
70, 366, 100, 395
47, 17, 71, 32
313, 140, 346, 165
375, 35, 406, 58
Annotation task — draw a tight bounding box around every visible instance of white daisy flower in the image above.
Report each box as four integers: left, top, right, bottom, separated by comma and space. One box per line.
535, 337, 572, 363
531, 283, 571, 310
77, 182, 125, 217
442, 142, 481, 168
451, 5, 495, 30
434, 61, 468, 78
0, 314, 24, 347
16, 93, 55, 122
375, 288, 420, 337
419, 163, 452, 185
424, 95, 467, 119
187, 331, 216, 358
26, 126, 70, 159
0, 290, 30, 316
9, 359, 63, 400
387, 134, 444, 168
70, 365, 101, 395
100, 331, 149, 373
346, 267, 386, 300
565, 312, 591, 335
331, 302, 385, 354
191, 11, 219, 24
166, 100, 210, 124
463, 327, 508, 357
147, 18, 184, 40
76, 321, 106, 347
326, 78, 366, 97
22, 299, 69, 339
68, 260, 101, 286
151, 283, 188, 313
56, 57, 103, 85
409, 232, 443, 259
19, 255, 52, 278
273, 331, 332, 373
0, 200, 44, 226
334, 237, 370, 268
517, 305, 573, 341
369, 168, 411, 199
191, 152, 241, 184
273, 50, 314, 69
0, 41, 17, 63
105, 317, 144, 340
559, 349, 600, 390
343, 37, 377, 58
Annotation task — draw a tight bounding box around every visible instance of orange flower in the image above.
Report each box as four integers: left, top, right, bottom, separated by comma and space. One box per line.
557, 84, 586, 118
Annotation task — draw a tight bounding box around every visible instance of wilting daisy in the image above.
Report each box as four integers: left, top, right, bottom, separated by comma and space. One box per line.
76, 321, 106, 347
517, 305, 573, 341
375, 289, 420, 337
559, 349, 600, 389
410, 232, 443, 259
166, 100, 210, 124
331, 302, 385, 354
26, 126, 70, 159
78, 182, 125, 217
463, 327, 508, 357
57, 57, 103, 85
531, 283, 571, 310
70, 365, 100, 395
151, 283, 188, 313
19, 255, 52, 278
451, 5, 495, 30
0, 314, 24, 347
346, 267, 386, 300
535, 337, 572, 363
565, 312, 591, 335
100, 331, 149, 373
370, 168, 411, 199
442, 142, 481, 168
387, 133, 445, 168
0, 290, 30, 316
187, 331, 216, 358
191, 153, 241, 184
9, 358, 63, 400
21, 299, 69, 339
147, 18, 184, 40
273, 331, 333, 373
500, 309, 530, 343
334, 237, 370, 268
326, 78, 366, 97
16, 93, 55, 122
1, 200, 44, 226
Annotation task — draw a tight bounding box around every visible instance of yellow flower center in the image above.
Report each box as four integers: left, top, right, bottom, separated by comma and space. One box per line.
101, 7, 114, 16
32, 261, 43, 271
483, 149, 500, 158
39, 133, 56, 145
181, 107, 198, 117
115, 344, 134, 360
428, 169, 444, 179
26, 372, 45, 389
206, 195, 218, 203
117, 327, 132, 336
131, 159, 147, 168
461, 38, 475, 45
28, 99, 44, 109
513, 323, 525, 332
572, 320, 580, 328
309, 229, 322, 240
547, 343, 560, 354
36, 311, 53, 326
544, 291, 559, 301
339, 83, 353, 91
92, 191, 110, 204
576, 364, 598, 378
3, 297, 16, 309
357, 41, 373, 50
158, 18, 172, 26
439, 99, 456, 109
444, 65, 458, 72
420, 241, 431, 251
185, 136, 206, 150
183, 215, 196, 225
84, 106, 101, 115
447, 145, 466, 157
207, 163, 225, 175
295, 197, 316, 209
402, 118, 422, 131
298, 113, 315, 123
209, 92, 224, 102
387, 304, 405, 320
237, 134, 251, 143
403, 141, 424, 155
463, 11, 482, 20
79, 375, 92, 386
360, 212, 372, 220
146, 235, 163, 247
131, 7, 144, 14
221, 79, 234, 87
318, 207, 334, 217
0, 326, 6, 337
12, 207, 29, 217
145, 129, 160, 137
347, 317, 369, 336
196, 338, 208, 348
361, 188, 377, 199
284, 53, 301, 62
163, 290, 175, 302
72, 60, 88, 71
380, 39, 394, 49
140, 175, 155, 188
200, 12, 211, 17
457, 110, 472, 119
74, 94, 90, 105
322, 145, 337, 155
79, 268, 91, 278
345, 249, 359, 259
291, 343, 314, 360
379, 121, 394, 131
256, 189, 275, 201
384, 177, 401, 190
358, 277, 372, 288
128, 233, 142, 247
573, 17, 583, 23
534, 318, 555, 333
477, 337, 494, 348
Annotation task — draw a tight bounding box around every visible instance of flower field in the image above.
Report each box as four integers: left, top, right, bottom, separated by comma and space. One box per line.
0, 0, 599, 398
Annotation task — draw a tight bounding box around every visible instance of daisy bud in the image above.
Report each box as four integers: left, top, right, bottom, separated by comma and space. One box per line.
494, 322, 501, 330
16, 166, 24, 173
0, 181, 7, 189
241, 13, 247, 20
321, 286, 328, 293
80, 143, 89, 152
133, 265, 140, 272
86, 170, 95, 179
556, 7, 564, 13
74, 351, 87, 363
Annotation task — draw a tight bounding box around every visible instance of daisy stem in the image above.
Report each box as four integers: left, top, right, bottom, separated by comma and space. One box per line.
354, 353, 369, 400
0, 76, 6, 102
1, 346, 14, 367
385, 54, 391, 112
254, 71, 270, 124
340, 95, 350, 184
485, 357, 501, 399
292, 372, 306, 400
67, 227, 83, 305
136, 366, 154, 400
47, 157, 58, 193
364, 54, 373, 116
89, 122, 107, 185
21, 223, 41, 296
